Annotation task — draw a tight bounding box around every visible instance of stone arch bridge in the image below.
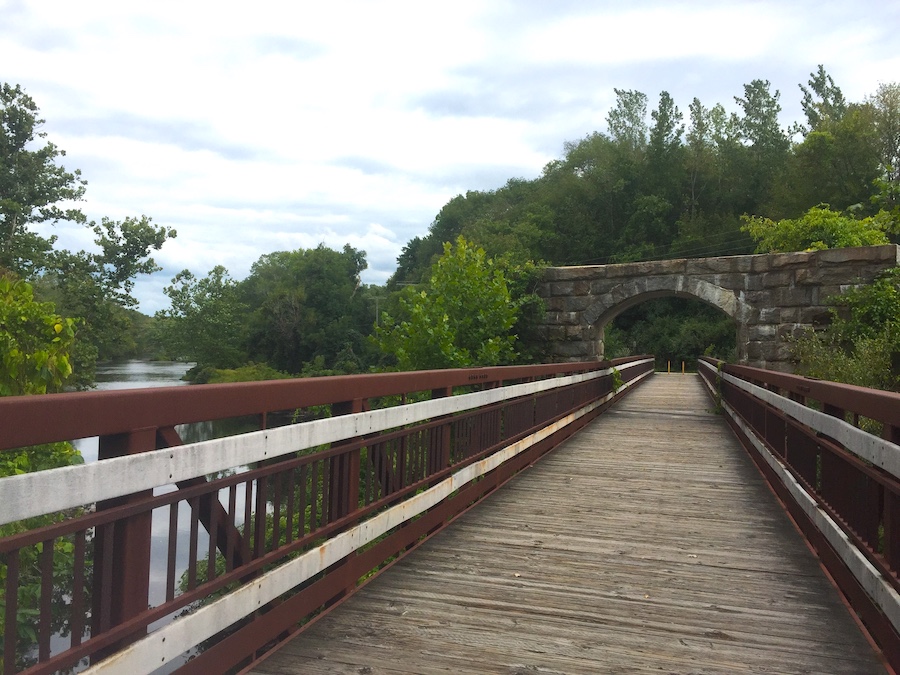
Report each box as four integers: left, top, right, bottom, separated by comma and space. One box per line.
537, 244, 899, 371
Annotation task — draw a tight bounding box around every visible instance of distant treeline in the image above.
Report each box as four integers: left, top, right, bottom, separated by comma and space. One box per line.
390, 69, 899, 287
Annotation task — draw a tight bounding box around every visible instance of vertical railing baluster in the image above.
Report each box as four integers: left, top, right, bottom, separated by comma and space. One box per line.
299, 464, 308, 537
38, 537, 53, 660
188, 497, 199, 590
321, 458, 331, 526
285, 473, 295, 546
167, 502, 178, 601
310, 462, 319, 532
71, 530, 86, 648
365, 448, 373, 504
242, 481, 253, 564
227, 486, 237, 573
4, 550, 19, 674
272, 471, 282, 549
207, 496, 218, 583
255, 476, 268, 558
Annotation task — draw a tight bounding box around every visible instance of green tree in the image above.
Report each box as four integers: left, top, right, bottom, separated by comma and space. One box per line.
735, 79, 792, 213
241, 244, 370, 374
376, 237, 519, 370
799, 65, 847, 132
0, 273, 76, 395
0, 272, 84, 671
869, 82, 900, 212
157, 265, 249, 370
0, 83, 87, 276
36, 216, 175, 385
792, 268, 900, 391
774, 105, 880, 216
2, 84, 175, 384
741, 205, 892, 253
607, 89, 648, 153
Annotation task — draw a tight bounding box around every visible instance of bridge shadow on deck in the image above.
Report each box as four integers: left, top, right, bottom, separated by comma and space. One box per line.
249, 374, 883, 674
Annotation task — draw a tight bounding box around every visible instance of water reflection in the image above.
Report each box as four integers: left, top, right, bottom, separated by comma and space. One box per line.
74, 361, 193, 462
94, 360, 195, 390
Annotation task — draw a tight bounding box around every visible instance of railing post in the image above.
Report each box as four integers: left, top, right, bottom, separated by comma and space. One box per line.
91, 427, 156, 662
329, 399, 363, 520
431, 387, 453, 472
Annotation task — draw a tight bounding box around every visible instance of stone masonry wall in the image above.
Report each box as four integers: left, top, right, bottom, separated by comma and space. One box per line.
536, 245, 899, 372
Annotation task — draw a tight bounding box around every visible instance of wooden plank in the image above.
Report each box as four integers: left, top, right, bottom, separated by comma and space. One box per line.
249, 374, 884, 674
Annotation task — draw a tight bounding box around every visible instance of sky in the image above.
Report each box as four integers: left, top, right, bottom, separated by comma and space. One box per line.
3, 0, 899, 314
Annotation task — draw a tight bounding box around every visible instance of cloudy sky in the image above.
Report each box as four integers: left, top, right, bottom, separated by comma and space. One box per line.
3, 0, 898, 313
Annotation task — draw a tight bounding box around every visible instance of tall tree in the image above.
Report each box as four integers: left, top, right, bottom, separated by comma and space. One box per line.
606, 89, 648, 153
648, 91, 685, 160
683, 98, 713, 223
735, 79, 791, 212
0, 83, 87, 275
241, 244, 370, 373
799, 65, 847, 132
869, 82, 900, 210
773, 104, 880, 216
1, 84, 175, 384
157, 266, 249, 370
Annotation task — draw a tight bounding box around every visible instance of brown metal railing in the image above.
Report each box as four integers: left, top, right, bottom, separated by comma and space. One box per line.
699, 357, 900, 668
0, 357, 653, 674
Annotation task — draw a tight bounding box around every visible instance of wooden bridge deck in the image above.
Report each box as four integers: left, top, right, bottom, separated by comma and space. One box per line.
249, 374, 884, 674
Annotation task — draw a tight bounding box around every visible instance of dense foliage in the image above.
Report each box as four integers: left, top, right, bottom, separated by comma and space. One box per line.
0, 273, 83, 671
156, 244, 377, 377
792, 268, 900, 390
605, 298, 736, 369
742, 205, 893, 253
0, 274, 75, 395
376, 237, 523, 370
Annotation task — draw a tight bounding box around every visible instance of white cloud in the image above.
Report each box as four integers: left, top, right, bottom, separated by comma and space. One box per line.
4, 0, 899, 311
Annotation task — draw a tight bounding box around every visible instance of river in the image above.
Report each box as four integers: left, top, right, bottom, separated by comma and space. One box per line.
74, 360, 194, 462
74, 360, 263, 458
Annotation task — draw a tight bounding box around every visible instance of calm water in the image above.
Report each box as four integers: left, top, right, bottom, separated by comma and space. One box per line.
74, 361, 194, 463
93, 360, 195, 391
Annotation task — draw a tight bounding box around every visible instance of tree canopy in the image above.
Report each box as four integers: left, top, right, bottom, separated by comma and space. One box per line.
376, 237, 520, 370
0, 83, 87, 275
157, 244, 376, 377
0, 273, 75, 395
0, 83, 176, 384
741, 205, 893, 253
390, 68, 899, 290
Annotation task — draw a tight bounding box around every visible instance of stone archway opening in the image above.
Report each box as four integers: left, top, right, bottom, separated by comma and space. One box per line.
601, 295, 737, 372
